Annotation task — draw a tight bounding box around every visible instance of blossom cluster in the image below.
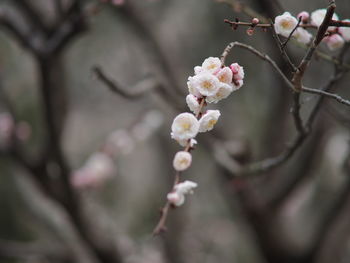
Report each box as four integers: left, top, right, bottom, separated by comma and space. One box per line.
71, 110, 164, 189
274, 9, 350, 51
167, 57, 245, 206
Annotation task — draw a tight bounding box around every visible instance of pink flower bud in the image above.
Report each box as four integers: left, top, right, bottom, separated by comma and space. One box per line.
323, 34, 345, 51
252, 18, 259, 24
297, 11, 309, 23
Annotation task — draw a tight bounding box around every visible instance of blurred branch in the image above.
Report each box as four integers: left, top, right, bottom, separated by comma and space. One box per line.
13, 0, 47, 32
92, 66, 160, 99
0, 239, 70, 263
114, 2, 184, 98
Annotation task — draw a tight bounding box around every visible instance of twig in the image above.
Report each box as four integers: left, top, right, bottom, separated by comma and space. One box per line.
220, 41, 294, 90
153, 98, 206, 235
302, 87, 350, 107
220, 0, 350, 69
92, 66, 160, 99
281, 16, 302, 50
270, 20, 297, 72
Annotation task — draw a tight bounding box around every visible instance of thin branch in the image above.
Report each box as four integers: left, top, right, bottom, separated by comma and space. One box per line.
220, 0, 350, 70
220, 41, 294, 90
153, 99, 206, 235
93, 66, 160, 99
270, 21, 297, 72
281, 16, 302, 50
302, 87, 350, 107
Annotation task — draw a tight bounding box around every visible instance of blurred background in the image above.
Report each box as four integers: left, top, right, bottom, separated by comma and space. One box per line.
1, 0, 350, 262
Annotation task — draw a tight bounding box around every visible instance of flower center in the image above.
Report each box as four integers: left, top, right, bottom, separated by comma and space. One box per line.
202, 80, 213, 90
281, 20, 292, 29
181, 122, 191, 131
208, 119, 217, 128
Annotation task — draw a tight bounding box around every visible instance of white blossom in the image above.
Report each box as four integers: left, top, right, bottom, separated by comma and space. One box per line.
233, 79, 244, 90
201, 57, 222, 74
311, 9, 339, 30
174, 180, 198, 195
215, 67, 233, 84
171, 112, 199, 141
338, 19, 350, 42
72, 152, 116, 189
324, 34, 345, 51
167, 180, 198, 207
293, 27, 313, 44
206, 83, 233, 103
230, 63, 245, 81
274, 12, 298, 38
173, 151, 192, 171
187, 76, 202, 98
186, 94, 201, 114
167, 192, 185, 206
198, 110, 221, 132
106, 129, 135, 155
190, 73, 221, 97
194, 66, 203, 75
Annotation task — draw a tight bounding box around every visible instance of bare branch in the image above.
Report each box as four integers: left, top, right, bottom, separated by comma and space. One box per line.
93, 66, 160, 99
281, 16, 302, 50
302, 87, 350, 107
220, 41, 294, 90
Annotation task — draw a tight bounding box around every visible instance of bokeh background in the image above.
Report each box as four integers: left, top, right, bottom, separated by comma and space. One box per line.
1, 0, 350, 262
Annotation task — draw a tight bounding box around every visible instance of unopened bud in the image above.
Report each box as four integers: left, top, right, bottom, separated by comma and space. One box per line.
252, 18, 259, 24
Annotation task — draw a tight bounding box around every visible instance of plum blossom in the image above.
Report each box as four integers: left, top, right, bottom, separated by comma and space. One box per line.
190, 73, 220, 97
171, 113, 199, 141
293, 28, 313, 44
323, 34, 345, 51
206, 83, 233, 103
174, 180, 198, 195
167, 192, 185, 206
173, 151, 192, 171
215, 67, 233, 84
274, 12, 298, 38
167, 180, 198, 207
338, 19, 350, 41
72, 152, 116, 189
106, 129, 135, 155
187, 76, 202, 98
201, 57, 222, 74
311, 9, 339, 30
194, 66, 203, 75
230, 63, 244, 81
199, 110, 221, 132
186, 94, 201, 114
